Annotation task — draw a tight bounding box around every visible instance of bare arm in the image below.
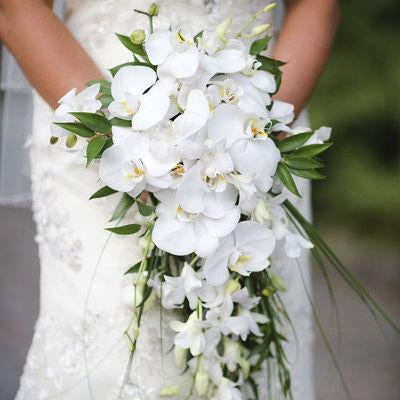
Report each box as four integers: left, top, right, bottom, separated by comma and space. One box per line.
0, 0, 102, 108
273, 0, 340, 114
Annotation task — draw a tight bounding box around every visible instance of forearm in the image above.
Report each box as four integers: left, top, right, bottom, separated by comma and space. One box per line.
272, 0, 340, 114
0, 0, 102, 108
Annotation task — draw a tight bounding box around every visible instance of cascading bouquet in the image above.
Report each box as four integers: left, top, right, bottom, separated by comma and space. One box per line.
49, 3, 399, 399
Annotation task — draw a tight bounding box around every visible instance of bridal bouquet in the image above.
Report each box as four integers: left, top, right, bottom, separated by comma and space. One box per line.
50, 3, 398, 399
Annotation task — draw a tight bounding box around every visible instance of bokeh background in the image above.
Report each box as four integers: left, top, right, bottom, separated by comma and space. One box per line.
0, 1, 399, 399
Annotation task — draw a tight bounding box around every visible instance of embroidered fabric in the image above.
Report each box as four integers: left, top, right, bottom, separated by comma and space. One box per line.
15, 1, 315, 399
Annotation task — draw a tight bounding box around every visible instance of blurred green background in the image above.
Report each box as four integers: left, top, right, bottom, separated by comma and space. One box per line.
309, 1, 400, 399
310, 0, 400, 243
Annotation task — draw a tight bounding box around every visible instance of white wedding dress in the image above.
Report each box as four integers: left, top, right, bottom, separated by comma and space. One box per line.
15, 1, 314, 399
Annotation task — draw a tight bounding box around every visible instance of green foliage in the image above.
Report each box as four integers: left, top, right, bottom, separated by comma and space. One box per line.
250, 36, 271, 55
109, 193, 135, 222
86, 135, 108, 167
106, 224, 141, 235
54, 122, 95, 138
136, 200, 155, 216
89, 186, 117, 200
115, 33, 147, 57
70, 112, 111, 133
86, 79, 112, 95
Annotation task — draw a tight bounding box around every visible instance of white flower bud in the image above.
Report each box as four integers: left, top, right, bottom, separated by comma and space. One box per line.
159, 385, 180, 397
239, 357, 251, 379
174, 346, 187, 369
261, 3, 277, 13
195, 366, 209, 396
130, 29, 146, 45
248, 24, 271, 38
224, 279, 241, 296
148, 3, 159, 17
216, 17, 232, 43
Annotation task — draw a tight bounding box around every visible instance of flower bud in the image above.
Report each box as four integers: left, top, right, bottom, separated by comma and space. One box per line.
224, 279, 241, 296
216, 17, 232, 43
130, 29, 146, 45
271, 274, 286, 292
50, 136, 58, 145
148, 3, 159, 17
66, 133, 77, 148
249, 24, 271, 37
159, 385, 180, 397
174, 346, 187, 369
239, 357, 251, 379
195, 366, 209, 396
261, 3, 277, 13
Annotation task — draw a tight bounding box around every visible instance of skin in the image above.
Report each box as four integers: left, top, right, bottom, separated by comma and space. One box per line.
0, 0, 340, 112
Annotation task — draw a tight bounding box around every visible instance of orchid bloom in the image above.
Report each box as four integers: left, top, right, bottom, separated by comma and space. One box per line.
99, 127, 178, 196
145, 29, 201, 79
208, 104, 281, 192
203, 221, 276, 286
108, 66, 170, 130
170, 312, 206, 356
152, 189, 240, 257
51, 84, 101, 137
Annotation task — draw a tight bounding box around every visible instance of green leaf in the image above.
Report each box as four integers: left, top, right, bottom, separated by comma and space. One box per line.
277, 162, 300, 197
110, 117, 132, 127
250, 36, 271, 55
106, 224, 141, 235
136, 200, 155, 216
99, 94, 114, 108
115, 33, 146, 57
256, 55, 285, 92
124, 261, 141, 275
194, 30, 204, 46
70, 112, 111, 133
277, 132, 314, 153
109, 193, 135, 222
284, 157, 323, 170
109, 61, 155, 77
293, 143, 333, 157
86, 136, 108, 167
89, 186, 117, 200
54, 122, 95, 138
86, 79, 111, 95
289, 168, 326, 180
257, 55, 286, 71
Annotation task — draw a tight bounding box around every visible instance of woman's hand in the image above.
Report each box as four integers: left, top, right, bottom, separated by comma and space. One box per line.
0, 0, 102, 108
273, 0, 340, 114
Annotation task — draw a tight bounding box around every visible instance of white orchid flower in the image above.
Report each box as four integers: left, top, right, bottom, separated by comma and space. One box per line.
251, 196, 289, 240
306, 126, 332, 145
145, 29, 200, 79
99, 127, 177, 196
156, 263, 216, 310
51, 84, 101, 137
269, 100, 295, 132
170, 312, 206, 356
174, 89, 210, 138
208, 104, 281, 192
108, 66, 170, 130
284, 231, 313, 258
236, 307, 269, 339
152, 189, 240, 257
176, 140, 238, 219
203, 221, 276, 286
201, 38, 247, 75
212, 377, 242, 400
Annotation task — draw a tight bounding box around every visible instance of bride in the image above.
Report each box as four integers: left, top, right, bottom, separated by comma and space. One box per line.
0, 0, 339, 399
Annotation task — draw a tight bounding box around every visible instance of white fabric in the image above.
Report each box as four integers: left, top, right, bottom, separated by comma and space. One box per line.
15, 1, 315, 399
